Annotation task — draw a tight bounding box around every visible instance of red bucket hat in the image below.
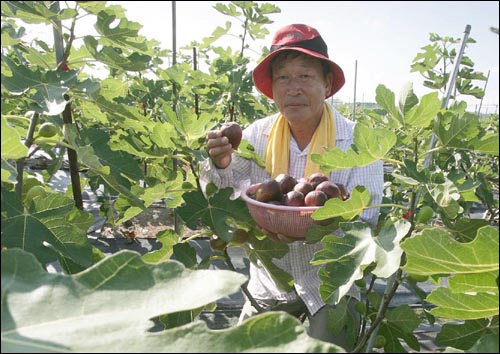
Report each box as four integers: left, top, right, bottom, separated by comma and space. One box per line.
253, 24, 345, 99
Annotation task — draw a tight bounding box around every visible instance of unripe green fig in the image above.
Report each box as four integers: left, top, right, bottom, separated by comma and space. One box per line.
415, 206, 434, 223
373, 335, 386, 349
354, 301, 366, 315
38, 122, 59, 138
354, 278, 366, 288
407, 273, 428, 282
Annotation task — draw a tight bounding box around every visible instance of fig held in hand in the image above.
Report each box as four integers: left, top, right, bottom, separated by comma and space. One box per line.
221, 122, 242, 150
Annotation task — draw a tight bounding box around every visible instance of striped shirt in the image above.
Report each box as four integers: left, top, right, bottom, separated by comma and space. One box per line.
201, 104, 384, 315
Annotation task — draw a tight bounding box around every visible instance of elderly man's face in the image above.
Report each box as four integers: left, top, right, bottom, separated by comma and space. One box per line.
271, 54, 332, 124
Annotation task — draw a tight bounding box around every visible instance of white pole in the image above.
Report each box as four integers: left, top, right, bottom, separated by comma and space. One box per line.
353, 59, 358, 120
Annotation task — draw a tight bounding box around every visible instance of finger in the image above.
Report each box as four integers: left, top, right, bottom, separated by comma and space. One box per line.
206, 136, 229, 150
206, 130, 223, 139
208, 144, 232, 163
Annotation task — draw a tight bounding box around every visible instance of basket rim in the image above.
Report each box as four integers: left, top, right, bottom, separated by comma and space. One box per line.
241, 185, 320, 212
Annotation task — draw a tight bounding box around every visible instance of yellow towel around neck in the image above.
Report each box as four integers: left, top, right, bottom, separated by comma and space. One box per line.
264, 102, 336, 178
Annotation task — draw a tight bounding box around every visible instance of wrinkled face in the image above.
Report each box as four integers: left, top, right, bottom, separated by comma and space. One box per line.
271, 52, 332, 124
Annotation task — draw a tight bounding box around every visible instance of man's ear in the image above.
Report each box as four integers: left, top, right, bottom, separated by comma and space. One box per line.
325, 72, 334, 97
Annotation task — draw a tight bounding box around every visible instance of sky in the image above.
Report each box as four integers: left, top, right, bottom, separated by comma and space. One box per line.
22, 1, 499, 113
106, 1, 499, 114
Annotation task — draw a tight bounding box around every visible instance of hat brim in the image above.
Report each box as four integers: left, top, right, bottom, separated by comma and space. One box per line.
253, 46, 345, 100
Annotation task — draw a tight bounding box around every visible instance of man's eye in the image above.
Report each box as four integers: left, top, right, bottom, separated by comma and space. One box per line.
274, 76, 288, 83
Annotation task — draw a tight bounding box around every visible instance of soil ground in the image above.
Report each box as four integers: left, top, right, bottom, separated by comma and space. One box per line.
98, 204, 176, 239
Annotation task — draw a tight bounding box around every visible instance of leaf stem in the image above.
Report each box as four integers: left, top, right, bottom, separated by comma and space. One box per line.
365, 203, 410, 211
181, 230, 213, 243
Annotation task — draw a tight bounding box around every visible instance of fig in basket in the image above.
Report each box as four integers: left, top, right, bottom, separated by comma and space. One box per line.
315, 181, 342, 199
283, 190, 305, 206
255, 179, 281, 203
293, 181, 314, 196
304, 190, 329, 206
336, 183, 350, 200
275, 173, 297, 194
220, 122, 242, 150
307, 172, 329, 189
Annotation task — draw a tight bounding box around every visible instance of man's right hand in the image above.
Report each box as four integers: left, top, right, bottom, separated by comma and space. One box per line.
206, 130, 233, 169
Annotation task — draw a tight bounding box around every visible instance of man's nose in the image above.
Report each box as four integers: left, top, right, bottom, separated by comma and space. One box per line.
286, 77, 304, 94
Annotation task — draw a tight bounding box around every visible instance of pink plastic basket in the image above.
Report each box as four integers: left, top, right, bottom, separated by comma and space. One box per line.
241, 184, 319, 238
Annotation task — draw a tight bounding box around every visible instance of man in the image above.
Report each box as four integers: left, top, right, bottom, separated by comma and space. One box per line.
202, 24, 384, 348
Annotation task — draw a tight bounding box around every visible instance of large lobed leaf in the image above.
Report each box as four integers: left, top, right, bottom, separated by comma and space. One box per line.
1, 57, 78, 115
401, 226, 499, 320
436, 112, 481, 147
312, 124, 396, 171
311, 186, 371, 222
401, 226, 498, 275
378, 305, 421, 352
1, 249, 342, 353
244, 236, 295, 292
1, 189, 93, 267
436, 319, 498, 351
312, 220, 410, 305
426, 287, 498, 320
176, 188, 252, 242
1, 117, 28, 160
94, 8, 155, 54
